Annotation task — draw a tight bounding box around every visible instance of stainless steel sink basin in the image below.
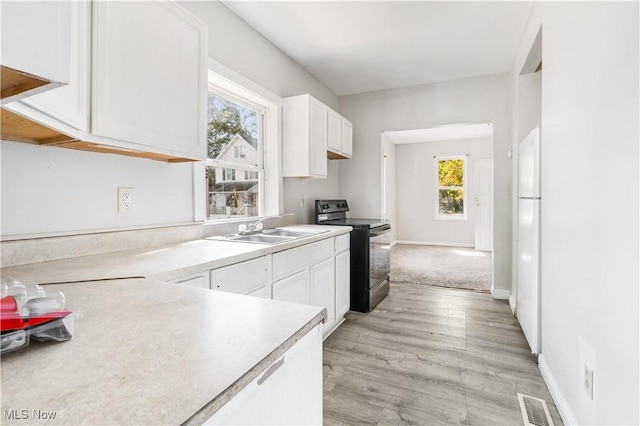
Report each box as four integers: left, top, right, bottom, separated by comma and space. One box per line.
207, 228, 329, 244
221, 234, 294, 244
262, 229, 327, 238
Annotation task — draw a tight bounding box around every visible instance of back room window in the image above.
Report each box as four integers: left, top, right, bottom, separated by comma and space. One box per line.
436, 156, 466, 218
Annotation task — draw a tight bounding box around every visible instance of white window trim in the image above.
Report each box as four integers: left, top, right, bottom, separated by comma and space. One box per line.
435, 155, 467, 220
193, 59, 283, 222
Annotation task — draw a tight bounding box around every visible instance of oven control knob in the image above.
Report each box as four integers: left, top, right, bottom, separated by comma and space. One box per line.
341, 203, 347, 208
322, 204, 330, 210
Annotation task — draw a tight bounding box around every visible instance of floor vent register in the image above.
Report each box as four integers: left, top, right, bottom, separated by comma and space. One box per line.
517, 393, 554, 426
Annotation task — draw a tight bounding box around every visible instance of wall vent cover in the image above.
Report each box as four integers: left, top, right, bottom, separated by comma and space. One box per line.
517, 393, 554, 426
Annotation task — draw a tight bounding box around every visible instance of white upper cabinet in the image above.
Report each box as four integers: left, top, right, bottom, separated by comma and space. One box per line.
1, 1, 70, 104
327, 111, 353, 160
22, 0, 91, 131
1, 0, 207, 163
284, 95, 352, 175
283, 94, 328, 178
340, 119, 353, 158
327, 109, 341, 153
92, 1, 207, 159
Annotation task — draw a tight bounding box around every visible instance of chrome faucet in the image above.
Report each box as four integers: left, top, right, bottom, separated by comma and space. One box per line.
238, 217, 269, 235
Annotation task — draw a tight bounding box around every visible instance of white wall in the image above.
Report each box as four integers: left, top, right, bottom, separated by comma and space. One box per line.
282, 161, 341, 224
1, 1, 340, 238
0, 141, 195, 237
381, 134, 397, 243
395, 137, 492, 246
510, 2, 639, 424
181, 1, 341, 225
339, 73, 512, 294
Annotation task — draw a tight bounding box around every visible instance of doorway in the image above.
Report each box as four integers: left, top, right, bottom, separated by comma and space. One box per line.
382, 123, 495, 292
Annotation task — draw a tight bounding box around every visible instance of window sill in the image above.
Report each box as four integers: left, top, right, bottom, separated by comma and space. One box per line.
435, 215, 467, 221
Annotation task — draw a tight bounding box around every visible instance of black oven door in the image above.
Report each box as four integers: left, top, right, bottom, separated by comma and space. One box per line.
369, 225, 391, 308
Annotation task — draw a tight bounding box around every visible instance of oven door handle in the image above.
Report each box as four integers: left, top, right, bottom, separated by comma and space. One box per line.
370, 224, 391, 236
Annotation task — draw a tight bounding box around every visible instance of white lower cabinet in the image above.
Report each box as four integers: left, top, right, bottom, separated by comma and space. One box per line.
211, 256, 269, 296
272, 238, 333, 281
335, 250, 351, 319
168, 233, 350, 338
204, 324, 323, 425
169, 271, 210, 289
272, 270, 309, 305
310, 257, 335, 333
246, 284, 271, 299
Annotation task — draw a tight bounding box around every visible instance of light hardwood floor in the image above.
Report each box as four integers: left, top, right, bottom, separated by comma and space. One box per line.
323, 282, 563, 425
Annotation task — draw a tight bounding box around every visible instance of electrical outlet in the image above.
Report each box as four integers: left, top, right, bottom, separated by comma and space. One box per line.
118, 187, 135, 213
584, 364, 594, 400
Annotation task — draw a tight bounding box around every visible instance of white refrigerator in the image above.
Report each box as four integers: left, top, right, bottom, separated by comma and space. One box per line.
517, 126, 541, 354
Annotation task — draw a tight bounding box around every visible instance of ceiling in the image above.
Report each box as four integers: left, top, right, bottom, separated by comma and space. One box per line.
223, 1, 534, 96
384, 122, 493, 144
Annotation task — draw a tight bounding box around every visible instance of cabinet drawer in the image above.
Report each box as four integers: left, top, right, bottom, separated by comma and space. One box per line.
334, 233, 350, 253
272, 238, 333, 281
212, 256, 268, 295
169, 271, 210, 289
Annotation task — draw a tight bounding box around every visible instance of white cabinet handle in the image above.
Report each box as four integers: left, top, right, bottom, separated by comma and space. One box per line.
257, 357, 285, 385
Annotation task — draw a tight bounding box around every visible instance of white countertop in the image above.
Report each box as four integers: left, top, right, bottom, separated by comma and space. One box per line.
0, 278, 325, 425
0, 224, 350, 424
0, 225, 351, 285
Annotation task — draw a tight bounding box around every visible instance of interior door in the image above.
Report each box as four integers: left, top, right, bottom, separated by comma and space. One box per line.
474, 159, 494, 251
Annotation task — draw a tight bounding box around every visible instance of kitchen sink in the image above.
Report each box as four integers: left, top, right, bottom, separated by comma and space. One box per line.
224, 234, 294, 244
207, 228, 328, 245
262, 229, 328, 238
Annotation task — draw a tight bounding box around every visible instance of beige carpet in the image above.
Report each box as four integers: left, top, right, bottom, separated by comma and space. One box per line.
391, 244, 492, 292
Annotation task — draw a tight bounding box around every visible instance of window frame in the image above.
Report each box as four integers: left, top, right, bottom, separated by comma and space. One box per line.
195, 62, 283, 223
435, 155, 467, 220
205, 86, 265, 220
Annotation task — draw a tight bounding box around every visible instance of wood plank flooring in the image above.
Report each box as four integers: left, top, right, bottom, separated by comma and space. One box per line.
323, 282, 563, 425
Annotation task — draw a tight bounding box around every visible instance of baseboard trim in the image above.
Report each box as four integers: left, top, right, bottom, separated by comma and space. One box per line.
491, 288, 510, 300
390, 240, 397, 248
395, 240, 475, 248
539, 354, 577, 426
509, 295, 517, 315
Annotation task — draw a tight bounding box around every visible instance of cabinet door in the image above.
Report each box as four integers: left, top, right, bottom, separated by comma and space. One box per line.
341, 119, 353, 158
91, 1, 206, 159
272, 238, 333, 281
310, 257, 335, 331
246, 285, 271, 299
169, 271, 210, 289
272, 271, 309, 305
327, 109, 341, 153
22, 0, 90, 131
309, 97, 328, 177
1, 1, 70, 103
335, 250, 351, 319
205, 324, 322, 425
212, 257, 268, 295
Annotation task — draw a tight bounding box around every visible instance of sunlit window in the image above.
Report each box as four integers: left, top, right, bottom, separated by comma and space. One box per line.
436, 156, 466, 218
205, 91, 263, 220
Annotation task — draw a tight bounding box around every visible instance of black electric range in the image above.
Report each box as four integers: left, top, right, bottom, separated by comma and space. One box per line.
315, 200, 391, 312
